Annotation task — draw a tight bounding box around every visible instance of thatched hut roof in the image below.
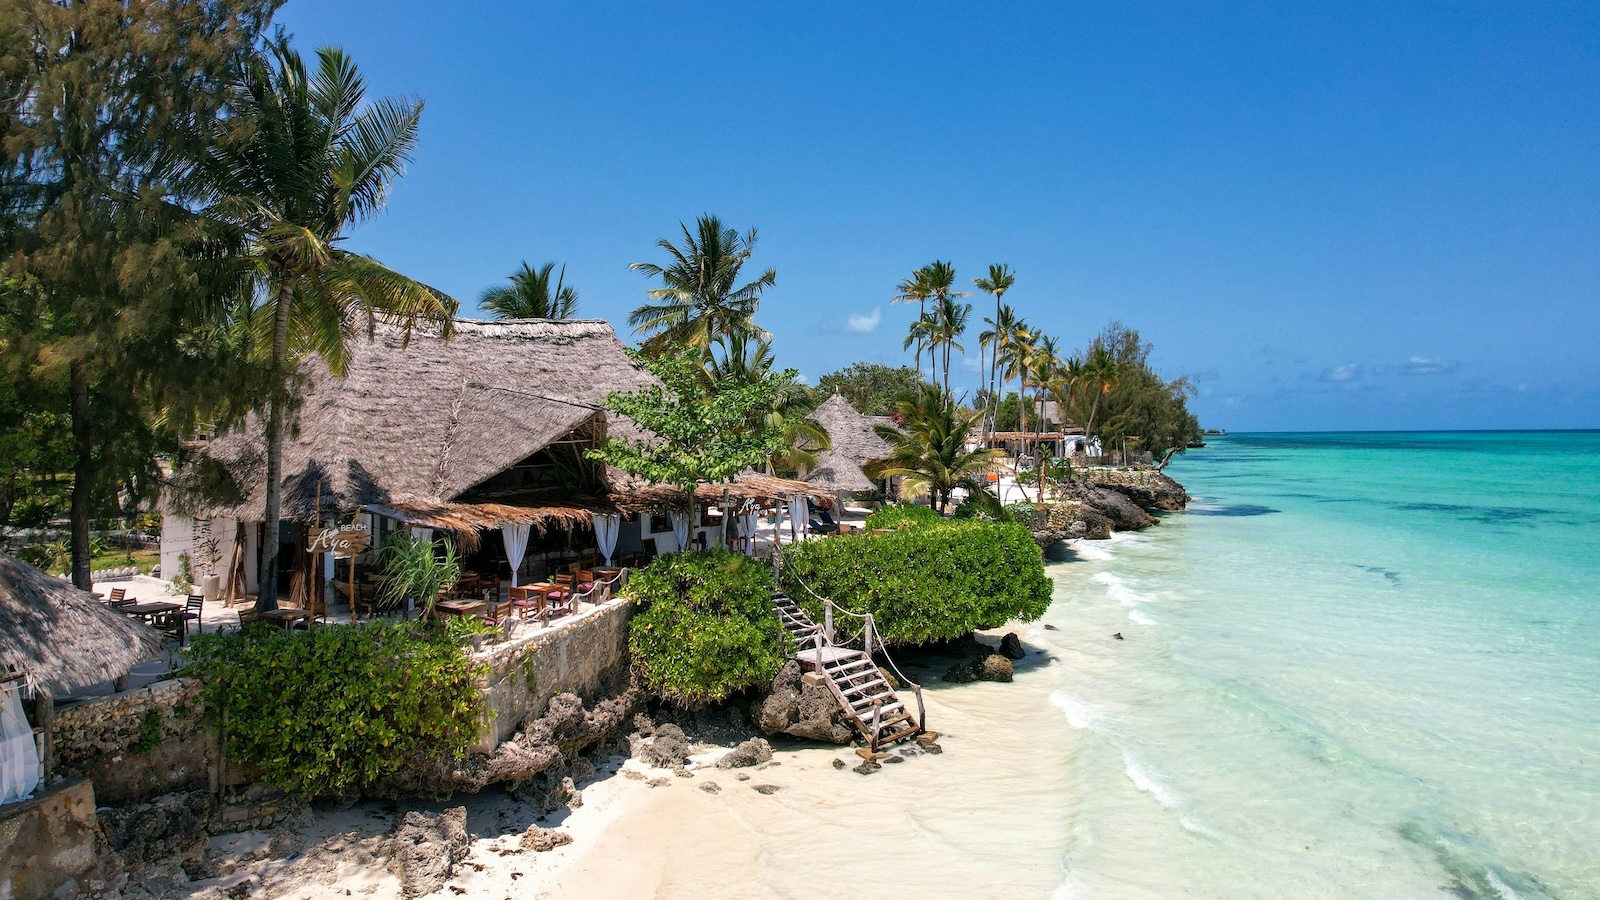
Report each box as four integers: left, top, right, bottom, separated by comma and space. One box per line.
167, 319, 657, 531
0, 552, 165, 697
801, 393, 892, 494
613, 472, 834, 513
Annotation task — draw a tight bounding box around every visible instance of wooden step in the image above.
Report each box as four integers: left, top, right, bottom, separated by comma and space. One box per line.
840, 677, 888, 696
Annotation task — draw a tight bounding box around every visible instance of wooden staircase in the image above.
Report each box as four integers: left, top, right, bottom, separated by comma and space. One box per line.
773, 591, 921, 749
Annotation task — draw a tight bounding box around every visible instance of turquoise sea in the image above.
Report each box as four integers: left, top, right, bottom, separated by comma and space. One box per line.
1040, 432, 1600, 899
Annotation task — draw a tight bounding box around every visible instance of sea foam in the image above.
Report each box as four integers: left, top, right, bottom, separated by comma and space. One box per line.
1094, 571, 1152, 606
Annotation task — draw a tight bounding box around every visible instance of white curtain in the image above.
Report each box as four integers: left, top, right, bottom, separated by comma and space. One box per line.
501, 523, 531, 586
592, 513, 621, 566
787, 497, 809, 542
670, 510, 690, 553
740, 512, 759, 555
0, 682, 39, 804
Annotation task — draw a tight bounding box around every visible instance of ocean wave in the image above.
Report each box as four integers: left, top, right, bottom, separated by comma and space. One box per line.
1128, 609, 1157, 625
1048, 690, 1101, 730
1093, 571, 1153, 606
1121, 751, 1179, 808
1070, 540, 1115, 561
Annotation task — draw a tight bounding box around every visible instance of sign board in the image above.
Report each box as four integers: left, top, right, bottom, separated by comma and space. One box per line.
306, 524, 371, 556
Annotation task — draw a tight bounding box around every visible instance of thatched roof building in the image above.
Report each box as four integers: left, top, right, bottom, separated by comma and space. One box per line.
0, 552, 164, 696
802, 393, 893, 495
167, 318, 827, 541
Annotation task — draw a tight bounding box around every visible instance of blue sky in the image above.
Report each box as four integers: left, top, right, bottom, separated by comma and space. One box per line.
277, 1, 1600, 431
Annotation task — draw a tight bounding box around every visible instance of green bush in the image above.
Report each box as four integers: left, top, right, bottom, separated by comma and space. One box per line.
624, 550, 785, 708
779, 520, 1052, 645
183, 620, 484, 795
864, 503, 942, 530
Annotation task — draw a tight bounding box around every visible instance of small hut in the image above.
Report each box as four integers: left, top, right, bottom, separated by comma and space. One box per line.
0, 551, 165, 787
802, 393, 893, 501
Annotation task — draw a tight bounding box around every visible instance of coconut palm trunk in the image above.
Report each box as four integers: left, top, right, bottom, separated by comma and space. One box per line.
69, 363, 92, 589
258, 272, 296, 608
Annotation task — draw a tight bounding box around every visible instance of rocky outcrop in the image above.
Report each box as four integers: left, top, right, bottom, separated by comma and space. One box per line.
998, 632, 1027, 660
937, 633, 1016, 684
373, 689, 644, 800
630, 722, 691, 769
1012, 499, 1114, 546
757, 660, 854, 744
386, 808, 471, 899
715, 737, 774, 768
1080, 468, 1189, 510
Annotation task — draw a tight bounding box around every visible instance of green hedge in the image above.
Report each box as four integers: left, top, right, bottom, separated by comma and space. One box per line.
183, 620, 484, 795
864, 503, 943, 530
624, 550, 786, 708
779, 520, 1053, 645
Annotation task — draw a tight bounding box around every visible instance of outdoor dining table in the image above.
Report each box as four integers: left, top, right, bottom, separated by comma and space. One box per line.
259, 608, 310, 629
120, 600, 181, 621
435, 598, 488, 618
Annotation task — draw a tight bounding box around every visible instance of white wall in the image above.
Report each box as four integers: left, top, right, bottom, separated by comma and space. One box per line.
159, 514, 240, 590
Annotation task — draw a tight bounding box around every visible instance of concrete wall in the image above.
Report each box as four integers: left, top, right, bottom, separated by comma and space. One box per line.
51, 679, 218, 806
471, 598, 634, 752
0, 779, 122, 899
159, 514, 242, 591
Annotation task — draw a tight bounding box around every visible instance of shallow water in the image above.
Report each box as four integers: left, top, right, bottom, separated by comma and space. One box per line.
1040, 432, 1600, 898
552, 432, 1600, 899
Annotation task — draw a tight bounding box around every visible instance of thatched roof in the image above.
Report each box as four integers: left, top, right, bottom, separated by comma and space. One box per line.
613, 472, 834, 513
0, 552, 165, 697
167, 319, 656, 529
801, 393, 891, 494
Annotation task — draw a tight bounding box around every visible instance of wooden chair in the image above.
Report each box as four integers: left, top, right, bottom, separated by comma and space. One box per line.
108, 587, 127, 604
179, 594, 204, 640
481, 598, 516, 626
235, 609, 262, 631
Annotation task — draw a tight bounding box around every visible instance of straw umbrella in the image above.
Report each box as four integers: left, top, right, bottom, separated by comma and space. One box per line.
0, 551, 166, 778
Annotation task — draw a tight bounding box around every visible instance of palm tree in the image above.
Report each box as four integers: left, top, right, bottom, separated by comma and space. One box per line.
973, 264, 1015, 440
929, 291, 971, 397
1081, 344, 1121, 451
998, 323, 1035, 432
867, 384, 1002, 514
480, 262, 578, 319
1025, 335, 1062, 500
192, 38, 457, 608
628, 215, 774, 354
902, 312, 937, 382
980, 303, 1024, 429
892, 267, 933, 379
705, 334, 829, 473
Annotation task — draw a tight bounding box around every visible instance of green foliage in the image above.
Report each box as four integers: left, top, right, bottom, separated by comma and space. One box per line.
14, 541, 69, 573
954, 489, 1012, 523
480, 261, 578, 319
377, 532, 461, 617
866, 384, 1003, 513
863, 504, 942, 530
624, 550, 785, 708
183, 620, 484, 795
779, 521, 1052, 645
1061, 323, 1201, 455
588, 350, 791, 501
131, 709, 164, 755
815, 362, 921, 417
628, 215, 776, 353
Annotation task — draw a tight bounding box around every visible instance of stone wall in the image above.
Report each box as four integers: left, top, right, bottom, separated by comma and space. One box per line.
470, 598, 634, 753
0, 779, 123, 899
51, 679, 218, 806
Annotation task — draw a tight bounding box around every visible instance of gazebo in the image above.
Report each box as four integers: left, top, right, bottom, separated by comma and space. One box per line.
0, 551, 164, 794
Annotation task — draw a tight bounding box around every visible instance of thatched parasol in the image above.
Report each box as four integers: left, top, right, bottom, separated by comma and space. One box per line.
801, 393, 892, 495
0, 551, 166, 697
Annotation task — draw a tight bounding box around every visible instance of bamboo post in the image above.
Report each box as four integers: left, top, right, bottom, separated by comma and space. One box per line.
37, 691, 53, 783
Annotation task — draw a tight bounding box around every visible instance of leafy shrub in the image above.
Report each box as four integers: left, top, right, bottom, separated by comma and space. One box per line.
377, 532, 461, 616
953, 490, 1012, 522
863, 503, 942, 530
779, 520, 1052, 645
183, 620, 484, 795
624, 550, 785, 708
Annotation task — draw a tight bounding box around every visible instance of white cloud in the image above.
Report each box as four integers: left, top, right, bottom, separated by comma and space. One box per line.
1322, 363, 1360, 382
846, 307, 882, 334
1403, 356, 1455, 375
